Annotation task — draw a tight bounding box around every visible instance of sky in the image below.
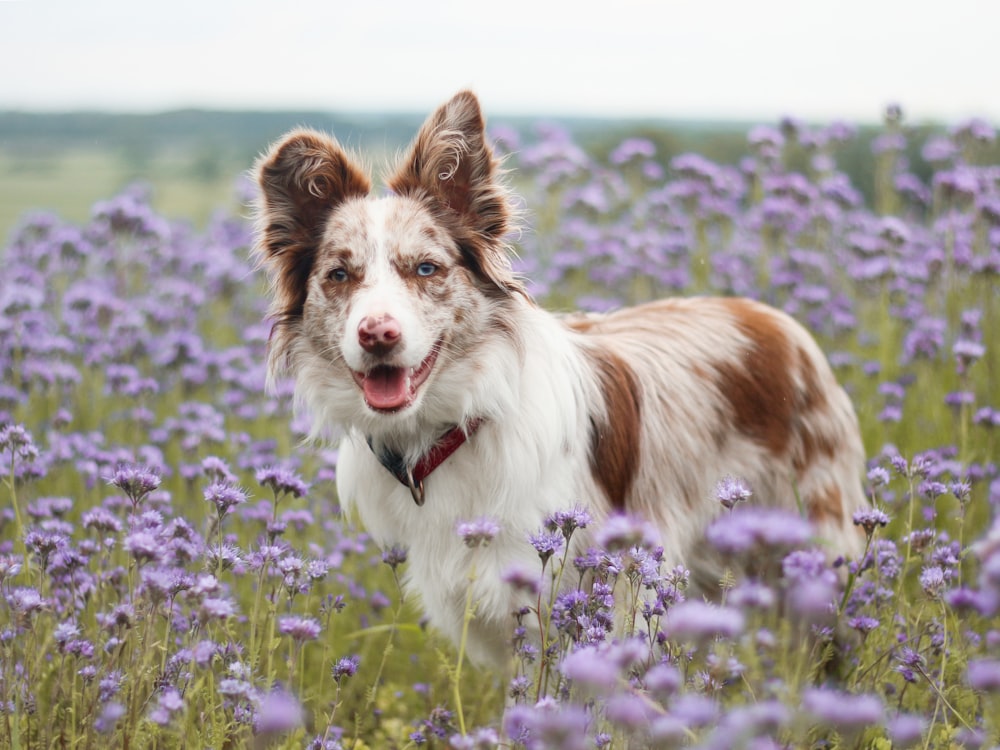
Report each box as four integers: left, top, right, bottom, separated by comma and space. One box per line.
1, 0, 998, 125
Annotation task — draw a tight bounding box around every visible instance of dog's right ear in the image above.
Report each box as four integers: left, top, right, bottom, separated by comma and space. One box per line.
253, 129, 371, 323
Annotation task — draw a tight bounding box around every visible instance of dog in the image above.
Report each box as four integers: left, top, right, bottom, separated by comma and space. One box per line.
252, 91, 868, 667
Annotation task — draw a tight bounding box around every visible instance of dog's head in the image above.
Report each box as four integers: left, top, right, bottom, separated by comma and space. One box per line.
254, 91, 524, 431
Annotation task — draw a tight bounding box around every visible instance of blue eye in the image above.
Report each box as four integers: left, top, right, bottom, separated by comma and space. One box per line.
416, 262, 438, 277
328, 267, 349, 283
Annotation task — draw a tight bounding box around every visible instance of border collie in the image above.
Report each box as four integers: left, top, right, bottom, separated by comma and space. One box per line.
253, 91, 868, 666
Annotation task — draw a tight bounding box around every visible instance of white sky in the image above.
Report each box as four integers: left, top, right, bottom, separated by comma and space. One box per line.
1, 0, 998, 124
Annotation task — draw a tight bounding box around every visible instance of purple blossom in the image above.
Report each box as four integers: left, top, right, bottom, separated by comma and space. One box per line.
595, 514, 659, 552
0, 555, 22, 583
7, 586, 47, 615
123, 530, 161, 564
255, 689, 305, 734
967, 659, 1000, 692
107, 464, 161, 506
332, 655, 360, 682
544, 506, 592, 540
501, 564, 542, 595
560, 646, 620, 691
204, 481, 248, 518
852, 508, 890, 536
664, 600, 745, 641
95, 702, 125, 734
919, 565, 947, 598
0, 423, 39, 461
149, 688, 184, 726
801, 687, 883, 729
456, 517, 500, 548
716, 475, 752, 509
528, 529, 565, 563
381, 544, 408, 569
847, 616, 880, 636
82, 506, 122, 533
198, 597, 236, 623
278, 615, 321, 641
255, 466, 308, 498
706, 507, 813, 554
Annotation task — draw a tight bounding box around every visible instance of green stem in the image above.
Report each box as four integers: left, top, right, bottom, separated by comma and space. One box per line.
453, 562, 478, 737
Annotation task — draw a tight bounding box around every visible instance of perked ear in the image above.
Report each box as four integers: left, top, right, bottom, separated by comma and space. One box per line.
388, 91, 522, 295
253, 129, 371, 324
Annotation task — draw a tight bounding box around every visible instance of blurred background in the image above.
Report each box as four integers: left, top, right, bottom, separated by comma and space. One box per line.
2, 0, 998, 237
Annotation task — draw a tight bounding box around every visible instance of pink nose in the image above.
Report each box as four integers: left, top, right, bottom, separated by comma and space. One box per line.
358, 314, 402, 354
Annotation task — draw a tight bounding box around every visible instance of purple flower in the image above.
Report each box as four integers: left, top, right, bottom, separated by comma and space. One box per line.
201, 455, 237, 483
381, 544, 408, 569
0, 423, 39, 460
255, 689, 305, 734
728, 580, 776, 610
664, 600, 744, 641
560, 646, 620, 691
95, 701, 125, 734
501, 564, 542, 595
7, 586, 47, 617
852, 508, 890, 536
107, 464, 161, 506
919, 565, 947, 598
544, 506, 592, 540
802, 687, 883, 729
886, 713, 925, 747
528, 529, 565, 563
605, 692, 658, 729
503, 702, 591, 750
595, 514, 659, 552
255, 466, 309, 498
149, 687, 184, 726
198, 597, 236, 623
217, 678, 254, 699
332, 655, 360, 683
82, 507, 122, 534
53, 621, 81, 646
124, 530, 162, 564
953, 339, 986, 373
788, 577, 837, 623
716, 475, 752, 509
456, 517, 500, 548
643, 662, 682, 698
278, 615, 321, 642
967, 659, 1000, 692
706, 507, 813, 554
847, 616, 880, 636
204, 481, 248, 518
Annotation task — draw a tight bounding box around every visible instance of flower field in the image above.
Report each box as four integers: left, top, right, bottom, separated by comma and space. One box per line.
1, 110, 999, 748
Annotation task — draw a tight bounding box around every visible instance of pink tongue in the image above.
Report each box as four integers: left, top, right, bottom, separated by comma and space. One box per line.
362, 366, 410, 410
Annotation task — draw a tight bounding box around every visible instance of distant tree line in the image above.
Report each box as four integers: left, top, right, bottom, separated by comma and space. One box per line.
1, 108, 990, 207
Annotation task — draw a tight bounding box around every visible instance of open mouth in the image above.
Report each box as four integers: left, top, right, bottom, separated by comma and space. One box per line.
351, 342, 441, 413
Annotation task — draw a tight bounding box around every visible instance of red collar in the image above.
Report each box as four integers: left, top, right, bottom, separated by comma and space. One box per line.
367, 418, 484, 506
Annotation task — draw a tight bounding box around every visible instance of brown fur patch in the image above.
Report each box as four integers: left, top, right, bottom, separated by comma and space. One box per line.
808, 484, 844, 526
791, 347, 838, 472
254, 129, 371, 325
585, 349, 642, 511
713, 299, 797, 456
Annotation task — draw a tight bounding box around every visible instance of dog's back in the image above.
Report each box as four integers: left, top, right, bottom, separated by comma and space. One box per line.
567, 296, 867, 583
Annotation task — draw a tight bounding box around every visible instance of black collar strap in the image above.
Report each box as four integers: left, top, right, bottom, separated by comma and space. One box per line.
367, 418, 484, 506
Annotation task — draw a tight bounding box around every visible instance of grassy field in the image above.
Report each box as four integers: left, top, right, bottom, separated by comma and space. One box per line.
1, 111, 999, 748
0, 146, 246, 239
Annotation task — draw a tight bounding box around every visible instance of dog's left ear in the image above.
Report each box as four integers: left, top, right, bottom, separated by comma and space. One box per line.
388, 91, 522, 295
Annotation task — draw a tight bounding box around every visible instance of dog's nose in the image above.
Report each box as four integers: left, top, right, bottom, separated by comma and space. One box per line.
358, 314, 402, 354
